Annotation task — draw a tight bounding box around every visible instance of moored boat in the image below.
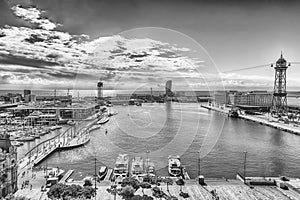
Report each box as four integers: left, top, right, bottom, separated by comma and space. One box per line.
168, 155, 182, 177
16, 136, 35, 142
131, 156, 144, 176
98, 166, 108, 180
113, 154, 129, 178
145, 158, 155, 176
97, 116, 109, 124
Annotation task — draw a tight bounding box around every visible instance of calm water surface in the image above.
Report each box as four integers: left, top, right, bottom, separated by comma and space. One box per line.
29, 103, 300, 180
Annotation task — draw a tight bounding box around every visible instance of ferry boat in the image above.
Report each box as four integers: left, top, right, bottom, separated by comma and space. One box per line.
168, 155, 182, 177
113, 154, 129, 178
131, 156, 144, 176
145, 158, 155, 176
98, 166, 108, 180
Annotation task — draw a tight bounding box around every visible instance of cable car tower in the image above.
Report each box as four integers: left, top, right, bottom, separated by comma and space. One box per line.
271, 52, 290, 115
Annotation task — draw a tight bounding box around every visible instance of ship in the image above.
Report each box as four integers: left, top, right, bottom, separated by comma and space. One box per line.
113, 154, 129, 178
168, 155, 182, 177
131, 156, 144, 176
98, 166, 108, 180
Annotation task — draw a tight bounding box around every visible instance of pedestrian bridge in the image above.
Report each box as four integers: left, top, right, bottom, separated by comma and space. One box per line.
18, 116, 99, 172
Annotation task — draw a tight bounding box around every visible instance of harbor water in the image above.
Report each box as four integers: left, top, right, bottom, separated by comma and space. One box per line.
28, 103, 300, 180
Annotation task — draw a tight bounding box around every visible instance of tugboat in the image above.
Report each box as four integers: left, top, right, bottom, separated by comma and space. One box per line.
131, 156, 144, 176
98, 166, 108, 180
168, 155, 182, 177
113, 154, 129, 178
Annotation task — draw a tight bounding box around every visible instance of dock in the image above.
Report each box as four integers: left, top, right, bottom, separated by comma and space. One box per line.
59, 170, 74, 183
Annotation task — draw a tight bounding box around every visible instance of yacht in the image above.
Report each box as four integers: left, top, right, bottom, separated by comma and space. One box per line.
113, 154, 129, 178
145, 158, 155, 176
168, 155, 182, 177
131, 156, 144, 176
98, 166, 108, 180
97, 115, 109, 124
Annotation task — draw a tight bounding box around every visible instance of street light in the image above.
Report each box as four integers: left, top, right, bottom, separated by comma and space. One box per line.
243, 151, 247, 183
146, 146, 149, 176
94, 154, 97, 200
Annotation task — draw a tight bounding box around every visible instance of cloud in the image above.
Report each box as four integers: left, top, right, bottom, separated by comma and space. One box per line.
11, 5, 57, 30
2, 1, 290, 90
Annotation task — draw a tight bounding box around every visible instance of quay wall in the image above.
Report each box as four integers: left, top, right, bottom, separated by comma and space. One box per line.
201, 104, 300, 136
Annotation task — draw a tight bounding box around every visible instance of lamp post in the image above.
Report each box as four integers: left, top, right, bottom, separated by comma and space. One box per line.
146, 146, 149, 176
243, 151, 247, 183
94, 155, 97, 200
198, 151, 200, 177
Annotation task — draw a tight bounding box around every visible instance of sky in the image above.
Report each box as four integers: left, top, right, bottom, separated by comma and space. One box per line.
1, 0, 300, 91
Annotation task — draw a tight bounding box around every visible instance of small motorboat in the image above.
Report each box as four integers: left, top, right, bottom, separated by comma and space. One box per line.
98, 166, 108, 180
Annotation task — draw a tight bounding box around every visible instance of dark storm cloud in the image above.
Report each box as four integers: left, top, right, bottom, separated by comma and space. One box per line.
0, 54, 59, 68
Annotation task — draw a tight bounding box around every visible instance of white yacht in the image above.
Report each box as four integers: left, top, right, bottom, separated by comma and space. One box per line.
113, 154, 129, 178
168, 155, 182, 177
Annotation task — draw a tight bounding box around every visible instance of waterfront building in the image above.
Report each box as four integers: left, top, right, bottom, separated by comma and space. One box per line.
228, 91, 272, 107
25, 111, 58, 126
23, 90, 31, 98
7, 103, 97, 120
0, 134, 17, 198
213, 91, 232, 105
175, 91, 212, 102
97, 82, 103, 99
165, 80, 173, 97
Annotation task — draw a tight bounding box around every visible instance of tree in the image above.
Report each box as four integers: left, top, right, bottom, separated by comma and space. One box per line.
47, 183, 95, 199
140, 182, 152, 196
107, 184, 119, 200
119, 185, 136, 200
152, 186, 164, 199
121, 177, 140, 191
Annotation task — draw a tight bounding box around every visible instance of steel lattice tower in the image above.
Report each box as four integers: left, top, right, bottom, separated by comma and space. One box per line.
271, 53, 289, 115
